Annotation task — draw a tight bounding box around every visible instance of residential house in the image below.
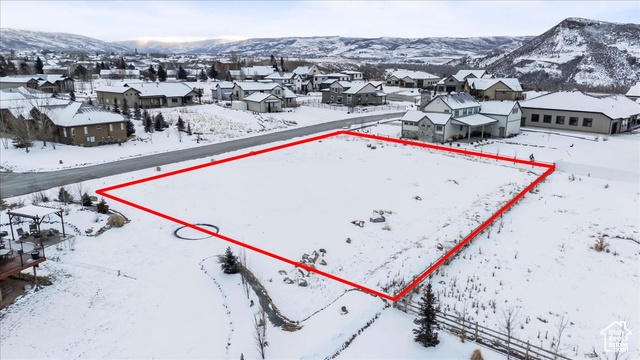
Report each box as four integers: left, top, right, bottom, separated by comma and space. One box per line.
100, 69, 141, 80
402, 92, 498, 143
232, 81, 296, 108
41, 102, 128, 146
321, 81, 386, 106
386, 70, 440, 89
626, 82, 640, 101
244, 93, 283, 113
96, 82, 199, 109
264, 72, 303, 92
213, 82, 235, 101
436, 69, 490, 93
465, 78, 523, 100
519, 91, 640, 134
0, 75, 74, 94
341, 70, 364, 81
317, 73, 351, 90
292, 65, 321, 79
230, 66, 276, 81
478, 100, 522, 137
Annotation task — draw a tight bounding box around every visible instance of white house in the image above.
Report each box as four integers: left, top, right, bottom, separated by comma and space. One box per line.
626, 82, 640, 101
478, 100, 522, 137
436, 69, 491, 93
386, 70, 440, 89
244, 93, 282, 113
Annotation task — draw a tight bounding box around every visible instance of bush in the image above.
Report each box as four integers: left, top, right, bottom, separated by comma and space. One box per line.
81, 192, 93, 207
96, 198, 109, 214
107, 214, 125, 227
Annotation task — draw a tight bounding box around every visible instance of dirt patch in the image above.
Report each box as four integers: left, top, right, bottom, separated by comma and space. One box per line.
0, 274, 53, 310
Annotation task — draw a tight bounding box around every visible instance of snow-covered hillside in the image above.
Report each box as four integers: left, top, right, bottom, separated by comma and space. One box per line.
487, 18, 640, 87
0, 29, 130, 53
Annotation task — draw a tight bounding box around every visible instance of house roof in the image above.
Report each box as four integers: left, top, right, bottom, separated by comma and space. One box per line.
128, 82, 197, 98
97, 86, 139, 94
264, 72, 298, 80
240, 66, 277, 77
627, 82, 640, 97
100, 69, 140, 76
292, 66, 311, 75
520, 91, 640, 120
45, 102, 126, 127
283, 88, 297, 99
466, 78, 522, 92
452, 113, 498, 127
234, 81, 282, 91
431, 92, 480, 110
215, 82, 235, 89
425, 113, 452, 125
388, 69, 439, 81
244, 92, 281, 103
343, 82, 372, 94
479, 100, 518, 116
401, 110, 428, 123
453, 69, 488, 82
0, 86, 67, 118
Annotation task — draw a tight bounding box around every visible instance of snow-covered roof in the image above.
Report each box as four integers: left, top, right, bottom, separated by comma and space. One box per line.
128, 82, 197, 98
292, 66, 310, 75
479, 100, 518, 116
0, 86, 66, 118
520, 91, 640, 120
466, 78, 522, 92
8, 204, 61, 219
401, 110, 427, 123
341, 70, 363, 75
432, 92, 480, 110
234, 81, 281, 91
343, 82, 372, 94
388, 69, 439, 81
627, 82, 640, 98
326, 73, 349, 78
452, 113, 498, 127
0, 76, 36, 84
215, 82, 235, 89
283, 88, 297, 99
425, 113, 452, 125
97, 86, 138, 94
100, 69, 140, 76
240, 66, 277, 77
243, 93, 280, 103
265, 72, 297, 80
453, 69, 488, 82
45, 102, 127, 127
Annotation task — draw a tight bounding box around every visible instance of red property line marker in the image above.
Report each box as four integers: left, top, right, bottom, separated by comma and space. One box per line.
96, 131, 555, 302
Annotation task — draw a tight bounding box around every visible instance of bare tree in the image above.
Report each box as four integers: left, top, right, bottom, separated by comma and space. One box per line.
0, 110, 12, 149
253, 306, 268, 359
553, 313, 570, 356
498, 304, 522, 360
28, 93, 58, 149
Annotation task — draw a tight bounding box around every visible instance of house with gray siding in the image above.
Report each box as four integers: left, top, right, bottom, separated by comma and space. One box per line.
436, 69, 490, 93
386, 70, 440, 89
321, 81, 386, 106
520, 91, 640, 135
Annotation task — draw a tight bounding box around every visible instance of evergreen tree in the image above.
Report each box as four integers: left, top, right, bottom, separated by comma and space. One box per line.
122, 98, 130, 118
126, 119, 135, 137
187, 122, 192, 135
133, 102, 141, 120
146, 65, 157, 81
221, 247, 239, 274
177, 65, 187, 80
157, 65, 167, 82
19, 61, 31, 75
96, 198, 109, 214
95, 62, 101, 74
81, 192, 93, 207
280, 57, 284, 72
142, 110, 153, 133
69, 91, 76, 101
113, 98, 120, 113
100, 61, 106, 69
117, 57, 126, 70
413, 282, 440, 347
198, 69, 207, 81
177, 116, 185, 131
154, 112, 164, 131
88, 98, 93, 105
207, 64, 218, 79
35, 56, 44, 74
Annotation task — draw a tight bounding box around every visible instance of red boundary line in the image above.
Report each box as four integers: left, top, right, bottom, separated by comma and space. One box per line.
97, 131, 555, 302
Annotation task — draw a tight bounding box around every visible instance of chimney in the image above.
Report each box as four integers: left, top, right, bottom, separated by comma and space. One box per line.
419, 90, 431, 111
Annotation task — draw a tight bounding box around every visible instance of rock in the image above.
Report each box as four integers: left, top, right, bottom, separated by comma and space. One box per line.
283, 277, 294, 284
320, 259, 327, 266
346, 237, 352, 244
85, 228, 93, 234
370, 215, 386, 223
340, 306, 348, 314
298, 280, 308, 287
319, 248, 326, 254
437, 243, 444, 251
278, 270, 287, 275
414, 195, 422, 201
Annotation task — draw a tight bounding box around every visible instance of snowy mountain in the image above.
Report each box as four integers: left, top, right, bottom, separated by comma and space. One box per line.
120, 36, 534, 63
0, 28, 131, 53
486, 18, 640, 87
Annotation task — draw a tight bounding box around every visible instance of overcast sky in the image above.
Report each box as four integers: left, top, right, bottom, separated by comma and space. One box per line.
1, 1, 638, 42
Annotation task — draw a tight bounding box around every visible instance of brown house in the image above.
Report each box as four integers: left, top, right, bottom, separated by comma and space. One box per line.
96, 82, 199, 109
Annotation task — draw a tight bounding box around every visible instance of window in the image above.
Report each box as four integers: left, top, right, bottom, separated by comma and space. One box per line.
531, 114, 540, 122
71, 128, 76, 137
583, 118, 593, 127
244, 91, 249, 97
172, 98, 178, 103
555, 116, 565, 125
63, 128, 67, 137
120, 123, 124, 131
84, 126, 89, 135
512, 107, 519, 114
96, 125, 102, 132
543, 115, 552, 123
569, 117, 579, 126
460, 125, 464, 131
109, 124, 113, 132
463, 109, 468, 115
454, 110, 459, 116
443, 109, 450, 113
435, 125, 443, 133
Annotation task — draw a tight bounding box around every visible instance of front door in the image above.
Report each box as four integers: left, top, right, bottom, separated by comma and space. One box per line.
611, 122, 618, 134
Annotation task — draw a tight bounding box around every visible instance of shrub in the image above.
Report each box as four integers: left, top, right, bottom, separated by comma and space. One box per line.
96, 198, 109, 214
81, 192, 93, 206
107, 214, 125, 227
58, 187, 74, 204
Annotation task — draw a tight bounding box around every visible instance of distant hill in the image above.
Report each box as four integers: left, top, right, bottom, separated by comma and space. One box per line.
485, 18, 640, 88
0, 28, 131, 53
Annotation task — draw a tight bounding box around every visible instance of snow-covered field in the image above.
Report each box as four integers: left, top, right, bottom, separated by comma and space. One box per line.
1, 124, 638, 359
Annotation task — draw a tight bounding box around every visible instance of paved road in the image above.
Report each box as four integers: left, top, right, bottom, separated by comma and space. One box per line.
0, 112, 403, 198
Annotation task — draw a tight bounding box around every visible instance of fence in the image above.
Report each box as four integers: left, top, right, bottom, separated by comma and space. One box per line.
301, 101, 408, 113
401, 301, 571, 360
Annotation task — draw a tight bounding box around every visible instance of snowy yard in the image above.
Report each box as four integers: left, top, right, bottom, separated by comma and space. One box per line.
0, 124, 638, 359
